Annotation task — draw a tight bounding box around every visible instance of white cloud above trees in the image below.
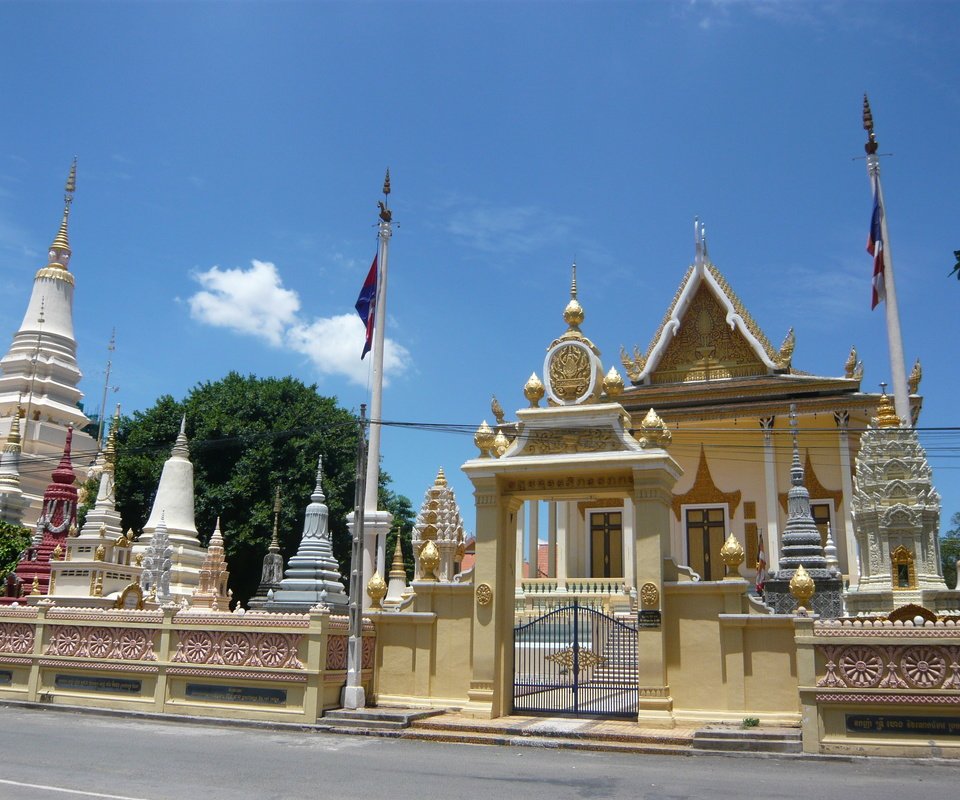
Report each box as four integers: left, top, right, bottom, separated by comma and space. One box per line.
187, 260, 411, 386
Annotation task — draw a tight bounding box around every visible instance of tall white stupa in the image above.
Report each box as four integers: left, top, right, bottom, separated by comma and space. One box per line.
133, 416, 207, 600
0, 161, 97, 523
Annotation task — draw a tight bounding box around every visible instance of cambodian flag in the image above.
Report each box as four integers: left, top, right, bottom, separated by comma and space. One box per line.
755, 531, 767, 595
867, 176, 886, 310
355, 255, 378, 359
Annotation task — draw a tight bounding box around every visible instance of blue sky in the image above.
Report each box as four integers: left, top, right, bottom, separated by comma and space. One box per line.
0, 1, 958, 533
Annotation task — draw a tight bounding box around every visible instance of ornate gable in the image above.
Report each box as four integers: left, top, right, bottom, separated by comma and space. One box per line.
621, 262, 792, 385
649, 282, 767, 384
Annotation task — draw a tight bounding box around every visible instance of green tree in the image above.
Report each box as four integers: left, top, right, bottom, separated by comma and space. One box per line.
114, 373, 415, 604
0, 520, 31, 585
941, 511, 960, 589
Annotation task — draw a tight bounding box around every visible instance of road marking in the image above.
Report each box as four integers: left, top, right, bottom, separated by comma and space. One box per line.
0, 778, 157, 800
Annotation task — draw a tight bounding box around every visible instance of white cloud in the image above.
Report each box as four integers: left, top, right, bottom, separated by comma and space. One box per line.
286, 314, 412, 387
188, 259, 411, 386
188, 260, 301, 346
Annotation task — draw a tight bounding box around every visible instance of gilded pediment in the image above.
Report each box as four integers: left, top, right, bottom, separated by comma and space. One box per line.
650, 284, 767, 385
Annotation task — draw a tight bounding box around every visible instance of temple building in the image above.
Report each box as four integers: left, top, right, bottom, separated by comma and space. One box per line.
132, 417, 206, 600
504, 246, 919, 610
0, 162, 97, 525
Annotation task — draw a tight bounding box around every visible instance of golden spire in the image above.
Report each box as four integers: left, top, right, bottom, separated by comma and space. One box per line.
389, 539, 406, 580
378, 168, 392, 222
875, 389, 900, 428
48, 158, 77, 268
6, 408, 22, 450
434, 467, 447, 487
382, 168, 391, 196
863, 94, 878, 155
103, 404, 120, 468
563, 261, 584, 330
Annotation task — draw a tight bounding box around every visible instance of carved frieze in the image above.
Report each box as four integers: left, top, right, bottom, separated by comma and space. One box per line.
520, 427, 624, 456
44, 625, 156, 661
0, 623, 35, 654
172, 631, 303, 669
816, 643, 960, 691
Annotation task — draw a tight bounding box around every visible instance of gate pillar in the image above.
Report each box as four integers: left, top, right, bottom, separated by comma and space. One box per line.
632, 468, 678, 726
465, 473, 520, 718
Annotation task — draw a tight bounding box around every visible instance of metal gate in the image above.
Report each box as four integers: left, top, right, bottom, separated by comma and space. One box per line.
513, 600, 638, 718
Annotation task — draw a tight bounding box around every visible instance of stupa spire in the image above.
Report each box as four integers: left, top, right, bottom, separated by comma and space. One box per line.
47, 158, 77, 268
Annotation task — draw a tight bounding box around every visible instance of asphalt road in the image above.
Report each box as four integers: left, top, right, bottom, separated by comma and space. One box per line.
0, 706, 955, 800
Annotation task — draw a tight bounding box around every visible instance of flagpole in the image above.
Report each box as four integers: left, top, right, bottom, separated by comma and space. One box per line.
863, 95, 911, 424
360, 170, 394, 606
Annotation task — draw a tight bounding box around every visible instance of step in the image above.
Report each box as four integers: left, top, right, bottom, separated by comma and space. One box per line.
323, 707, 445, 730
403, 726, 693, 755
410, 716, 694, 749
692, 727, 802, 754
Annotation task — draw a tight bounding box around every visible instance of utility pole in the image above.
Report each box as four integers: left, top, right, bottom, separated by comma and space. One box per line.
342, 404, 369, 710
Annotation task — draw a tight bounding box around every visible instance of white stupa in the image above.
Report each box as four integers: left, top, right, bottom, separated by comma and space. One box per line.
0, 161, 97, 523
133, 415, 206, 600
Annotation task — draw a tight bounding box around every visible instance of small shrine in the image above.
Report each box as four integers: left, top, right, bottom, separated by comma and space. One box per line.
411, 467, 466, 583
191, 518, 231, 610
846, 392, 959, 614
762, 405, 844, 617
247, 487, 285, 609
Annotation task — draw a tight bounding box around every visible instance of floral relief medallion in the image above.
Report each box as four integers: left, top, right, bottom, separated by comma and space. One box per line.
476, 583, 493, 607
838, 646, 884, 688
639, 582, 660, 609
901, 646, 948, 689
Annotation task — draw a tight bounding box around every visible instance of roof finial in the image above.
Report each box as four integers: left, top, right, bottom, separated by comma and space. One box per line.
789, 403, 803, 487
270, 485, 281, 550
563, 261, 584, 331
48, 158, 77, 268
863, 94, 878, 155
378, 169, 392, 222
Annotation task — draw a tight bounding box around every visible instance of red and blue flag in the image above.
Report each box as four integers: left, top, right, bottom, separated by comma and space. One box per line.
355, 255, 378, 359
867, 176, 885, 310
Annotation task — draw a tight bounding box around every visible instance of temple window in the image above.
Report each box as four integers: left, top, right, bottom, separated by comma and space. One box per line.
685, 505, 726, 581
811, 502, 831, 547
589, 510, 623, 578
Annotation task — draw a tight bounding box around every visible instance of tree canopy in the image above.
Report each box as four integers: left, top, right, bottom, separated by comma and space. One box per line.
0, 520, 31, 584
113, 372, 414, 604
940, 511, 960, 589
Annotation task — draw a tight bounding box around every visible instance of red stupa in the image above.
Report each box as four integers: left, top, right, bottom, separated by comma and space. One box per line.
1, 427, 77, 602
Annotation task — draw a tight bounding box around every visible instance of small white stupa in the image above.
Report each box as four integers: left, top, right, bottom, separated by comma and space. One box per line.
133, 415, 206, 600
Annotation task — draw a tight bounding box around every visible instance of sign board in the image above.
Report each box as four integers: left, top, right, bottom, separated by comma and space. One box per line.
846, 714, 960, 737
185, 683, 287, 706
637, 610, 661, 629
55, 674, 142, 694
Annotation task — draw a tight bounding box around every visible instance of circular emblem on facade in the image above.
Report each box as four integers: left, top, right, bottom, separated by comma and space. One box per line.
476, 583, 493, 607
640, 582, 660, 609
544, 340, 597, 405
